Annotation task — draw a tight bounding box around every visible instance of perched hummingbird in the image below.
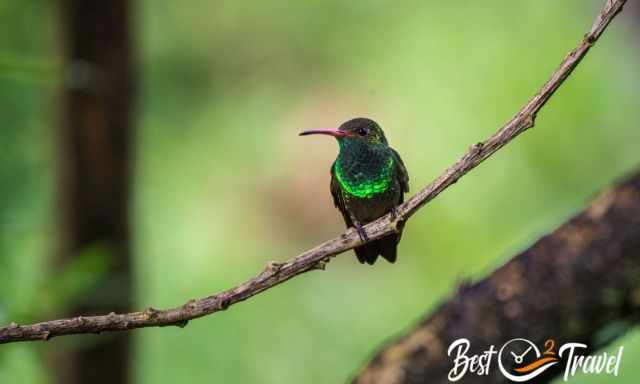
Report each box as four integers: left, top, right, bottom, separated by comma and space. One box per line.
300, 118, 409, 265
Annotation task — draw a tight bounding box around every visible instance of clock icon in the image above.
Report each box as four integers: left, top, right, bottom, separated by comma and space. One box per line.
498, 338, 559, 382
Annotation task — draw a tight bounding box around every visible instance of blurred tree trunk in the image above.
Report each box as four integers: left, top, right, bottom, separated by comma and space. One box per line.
353, 171, 640, 384
631, 1, 640, 43
54, 0, 136, 383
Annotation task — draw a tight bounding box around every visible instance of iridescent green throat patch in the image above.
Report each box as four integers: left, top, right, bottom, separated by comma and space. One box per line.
334, 157, 394, 198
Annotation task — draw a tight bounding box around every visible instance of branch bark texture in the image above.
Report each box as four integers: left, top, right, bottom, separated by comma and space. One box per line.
0, 0, 628, 344
354, 170, 640, 384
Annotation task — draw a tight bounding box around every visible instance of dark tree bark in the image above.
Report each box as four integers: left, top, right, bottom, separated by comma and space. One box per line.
630, 1, 640, 37
54, 1, 136, 383
353, 171, 640, 384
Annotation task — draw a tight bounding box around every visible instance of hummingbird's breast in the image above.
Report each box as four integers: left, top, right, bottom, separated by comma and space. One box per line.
334, 146, 395, 200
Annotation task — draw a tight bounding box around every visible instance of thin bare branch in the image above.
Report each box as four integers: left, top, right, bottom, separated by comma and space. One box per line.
0, 0, 627, 344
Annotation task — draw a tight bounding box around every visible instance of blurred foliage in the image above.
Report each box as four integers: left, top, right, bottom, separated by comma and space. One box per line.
1, 0, 640, 383
0, 0, 55, 383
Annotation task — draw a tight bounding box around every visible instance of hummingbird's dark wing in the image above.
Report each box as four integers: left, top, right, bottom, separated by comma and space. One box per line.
331, 162, 378, 264
330, 159, 406, 265
373, 148, 410, 264
390, 148, 409, 195
329, 161, 353, 227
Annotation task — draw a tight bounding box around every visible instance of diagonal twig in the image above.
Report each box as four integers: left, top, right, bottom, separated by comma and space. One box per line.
0, 0, 627, 344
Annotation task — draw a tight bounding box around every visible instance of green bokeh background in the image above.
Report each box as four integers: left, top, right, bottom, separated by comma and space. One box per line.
1, 1, 639, 383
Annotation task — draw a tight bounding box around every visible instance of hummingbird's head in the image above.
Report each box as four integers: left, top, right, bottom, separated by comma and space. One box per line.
299, 118, 388, 147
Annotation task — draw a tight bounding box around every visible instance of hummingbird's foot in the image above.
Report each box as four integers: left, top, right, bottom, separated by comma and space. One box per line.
355, 224, 369, 242
389, 206, 400, 221
389, 206, 405, 232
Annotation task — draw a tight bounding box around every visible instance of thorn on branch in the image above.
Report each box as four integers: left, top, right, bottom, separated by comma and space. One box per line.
8, 322, 19, 329
387, 206, 405, 233
263, 261, 284, 275
389, 218, 401, 233
183, 299, 198, 311
42, 331, 51, 341
522, 113, 535, 130
143, 307, 159, 320
469, 142, 484, 155
312, 257, 332, 271
218, 298, 230, 311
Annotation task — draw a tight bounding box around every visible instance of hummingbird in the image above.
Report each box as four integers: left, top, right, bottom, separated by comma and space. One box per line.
300, 118, 409, 265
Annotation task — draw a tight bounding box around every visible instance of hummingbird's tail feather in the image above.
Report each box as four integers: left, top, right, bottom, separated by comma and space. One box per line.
354, 242, 379, 265
354, 233, 401, 265
377, 234, 399, 264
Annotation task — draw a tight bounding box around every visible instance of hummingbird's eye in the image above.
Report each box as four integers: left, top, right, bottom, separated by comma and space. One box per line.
356, 127, 368, 136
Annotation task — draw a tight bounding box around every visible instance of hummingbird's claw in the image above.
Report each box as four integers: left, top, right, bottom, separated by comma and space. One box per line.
389, 206, 400, 220
388, 206, 406, 233
355, 224, 369, 243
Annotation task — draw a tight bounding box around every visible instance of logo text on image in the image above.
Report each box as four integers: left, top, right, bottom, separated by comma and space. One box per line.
447, 337, 623, 382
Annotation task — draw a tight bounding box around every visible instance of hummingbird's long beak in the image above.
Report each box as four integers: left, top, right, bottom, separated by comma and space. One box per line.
299, 129, 347, 138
